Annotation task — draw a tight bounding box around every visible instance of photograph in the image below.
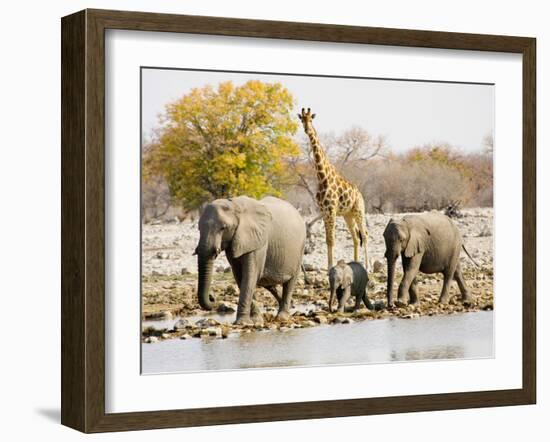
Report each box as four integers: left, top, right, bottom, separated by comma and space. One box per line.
140, 68, 495, 374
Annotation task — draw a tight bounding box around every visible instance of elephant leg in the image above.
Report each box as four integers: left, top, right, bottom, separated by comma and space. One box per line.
338, 286, 351, 313
265, 286, 282, 305
397, 255, 421, 307
363, 292, 374, 310
324, 212, 336, 270
249, 293, 265, 326
344, 215, 360, 263
354, 292, 363, 311
355, 289, 373, 311
438, 270, 455, 304
409, 277, 419, 305
454, 264, 473, 304
277, 276, 297, 321
266, 286, 286, 319
234, 254, 258, 325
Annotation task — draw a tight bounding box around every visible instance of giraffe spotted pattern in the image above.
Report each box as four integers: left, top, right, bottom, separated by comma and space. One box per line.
298, 107, 369, 269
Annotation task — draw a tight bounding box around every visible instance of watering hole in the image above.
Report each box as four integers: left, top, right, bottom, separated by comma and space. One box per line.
141, 310, 493, 374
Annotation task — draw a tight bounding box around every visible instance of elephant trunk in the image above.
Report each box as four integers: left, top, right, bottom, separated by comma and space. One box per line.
328, 287, 336, 313
386, 257, 396, 307
197, 256, 216, 310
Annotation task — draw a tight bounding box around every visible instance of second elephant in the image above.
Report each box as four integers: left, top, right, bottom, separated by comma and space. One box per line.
383, 212, 475, 307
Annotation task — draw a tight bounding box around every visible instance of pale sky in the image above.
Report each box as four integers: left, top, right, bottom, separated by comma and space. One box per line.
142, 68, 494, 153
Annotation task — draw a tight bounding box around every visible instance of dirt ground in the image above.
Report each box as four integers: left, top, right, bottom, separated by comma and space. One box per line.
141, 208, 494, 341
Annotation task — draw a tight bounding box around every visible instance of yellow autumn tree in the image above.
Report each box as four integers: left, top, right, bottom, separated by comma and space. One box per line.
144, 80, 300, 211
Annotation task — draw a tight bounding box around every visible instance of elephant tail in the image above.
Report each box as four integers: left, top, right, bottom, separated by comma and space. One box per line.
462, 244, 480, 267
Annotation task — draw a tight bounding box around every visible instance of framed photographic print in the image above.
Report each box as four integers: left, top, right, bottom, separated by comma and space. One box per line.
61, 9, 536, 433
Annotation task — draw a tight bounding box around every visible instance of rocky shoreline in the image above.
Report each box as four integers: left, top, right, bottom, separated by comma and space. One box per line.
142, 208, 494, 343
142, 266, 494, 343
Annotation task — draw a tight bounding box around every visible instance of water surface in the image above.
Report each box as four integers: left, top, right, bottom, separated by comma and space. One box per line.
142, 311, 493, 374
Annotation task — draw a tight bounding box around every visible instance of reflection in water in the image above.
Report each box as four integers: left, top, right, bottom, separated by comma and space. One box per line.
142, 311, 493, 374
390, 346, 464, 361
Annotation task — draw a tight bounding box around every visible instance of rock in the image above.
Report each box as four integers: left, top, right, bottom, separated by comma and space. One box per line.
161, 311, 173, 320
478, 226, 492, 237
372, 260, 384, 273
403, 313, 420, 319
161, 333, 171, 339
314, 315, 328, 325
179, 334, 191, 340
304, 243, 315, 255
173, 318, 191, 330
217, 302, 237, 313
215, 266, 225, 273
204, 327, 223, 338
144, 336, 158, 343
181, 267, 191, 275
342, 318, 354, 324
221, 326, 230, 338
303, 263, 316, 271
224, 285, 238, 296
156, 251, 170, 259
313, 299, 329, 309
223, 266, 232, 273
194, 318, 220, 328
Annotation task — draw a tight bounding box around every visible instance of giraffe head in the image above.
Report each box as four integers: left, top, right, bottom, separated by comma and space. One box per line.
298, 107, 316, 133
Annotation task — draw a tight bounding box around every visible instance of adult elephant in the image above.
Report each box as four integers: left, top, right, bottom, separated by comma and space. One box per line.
195, 195, 306, 325
383, 212, 476, 308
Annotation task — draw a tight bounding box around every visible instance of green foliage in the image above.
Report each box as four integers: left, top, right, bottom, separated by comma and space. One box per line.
144, 80, 300, 210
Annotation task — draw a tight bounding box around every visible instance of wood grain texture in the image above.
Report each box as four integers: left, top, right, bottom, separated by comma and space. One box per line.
522, 38, 536, 403
61, 10, 86, 431
60, 8, 537, 433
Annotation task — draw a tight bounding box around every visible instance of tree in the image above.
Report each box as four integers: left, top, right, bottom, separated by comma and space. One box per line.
332, 126, 387, 169
144, 80, 300, 211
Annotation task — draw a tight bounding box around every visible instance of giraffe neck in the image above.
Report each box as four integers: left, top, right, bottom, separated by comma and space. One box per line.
305, 126, 333, 181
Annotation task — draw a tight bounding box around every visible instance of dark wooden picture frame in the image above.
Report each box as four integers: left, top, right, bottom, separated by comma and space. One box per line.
61, 9, 536, 433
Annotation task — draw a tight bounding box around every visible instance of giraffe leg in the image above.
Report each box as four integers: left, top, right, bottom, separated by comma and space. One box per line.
324, 214, 336, 270
344, 215, 360, 263
353, 204, 369, 270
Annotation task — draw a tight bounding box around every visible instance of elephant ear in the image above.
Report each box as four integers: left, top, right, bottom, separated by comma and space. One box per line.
343, 266, 353, 288
404, 226, 427, 258
230, 196, 272, 258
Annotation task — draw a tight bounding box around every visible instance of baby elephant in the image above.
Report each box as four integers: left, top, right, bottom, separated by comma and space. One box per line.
328, 260, 373, 313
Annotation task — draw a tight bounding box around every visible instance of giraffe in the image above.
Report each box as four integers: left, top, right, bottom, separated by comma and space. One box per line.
298, 107, 369, 270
